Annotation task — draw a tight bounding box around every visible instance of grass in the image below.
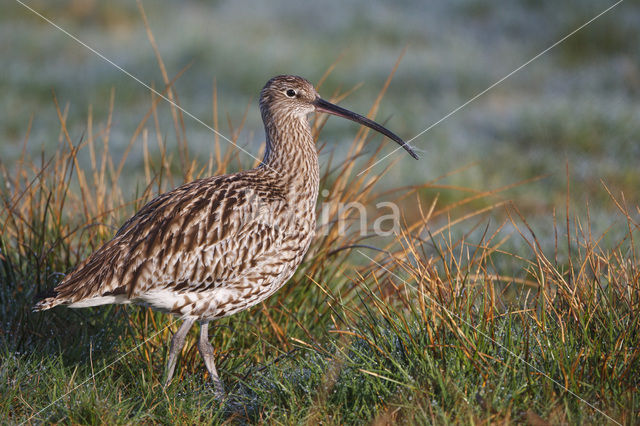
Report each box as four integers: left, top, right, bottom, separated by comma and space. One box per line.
2, 9, 640, 425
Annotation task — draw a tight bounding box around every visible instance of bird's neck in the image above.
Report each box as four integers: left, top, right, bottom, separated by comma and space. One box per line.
261, 114, 320, 205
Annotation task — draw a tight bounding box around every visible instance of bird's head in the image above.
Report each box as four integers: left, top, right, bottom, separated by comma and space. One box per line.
260, 75, 319, 118
259, 75, 419, 159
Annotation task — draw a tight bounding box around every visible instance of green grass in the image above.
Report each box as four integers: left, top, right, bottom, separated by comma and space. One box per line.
3, 223, 639, 424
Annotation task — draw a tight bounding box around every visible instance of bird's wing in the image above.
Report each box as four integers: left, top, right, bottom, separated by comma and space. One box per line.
38, 172, 293, 308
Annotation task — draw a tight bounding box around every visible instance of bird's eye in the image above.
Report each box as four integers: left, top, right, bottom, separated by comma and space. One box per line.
285, 89, 296, 98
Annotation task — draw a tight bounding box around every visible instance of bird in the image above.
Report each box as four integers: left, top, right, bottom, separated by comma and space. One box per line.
33, 75, 418, 396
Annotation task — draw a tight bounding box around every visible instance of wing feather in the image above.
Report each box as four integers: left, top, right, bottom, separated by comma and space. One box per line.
34, 171, 290, 310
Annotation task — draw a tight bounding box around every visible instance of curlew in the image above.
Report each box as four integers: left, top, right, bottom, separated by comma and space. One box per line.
34, 75, 418, 396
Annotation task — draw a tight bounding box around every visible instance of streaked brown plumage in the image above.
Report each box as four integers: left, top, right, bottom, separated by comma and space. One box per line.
34, 75, 418, 395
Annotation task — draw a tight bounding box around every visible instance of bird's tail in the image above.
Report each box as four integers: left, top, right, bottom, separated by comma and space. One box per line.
33, 295, 65, 312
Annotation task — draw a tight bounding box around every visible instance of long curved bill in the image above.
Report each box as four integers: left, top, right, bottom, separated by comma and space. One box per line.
313, 97, 419, 160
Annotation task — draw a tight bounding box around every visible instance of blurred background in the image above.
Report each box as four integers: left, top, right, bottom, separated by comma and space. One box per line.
2, 0, 639, 249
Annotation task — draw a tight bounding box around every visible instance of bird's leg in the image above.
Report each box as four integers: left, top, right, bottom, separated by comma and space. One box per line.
163, 318, 195, 386
198, 321, 225, 397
